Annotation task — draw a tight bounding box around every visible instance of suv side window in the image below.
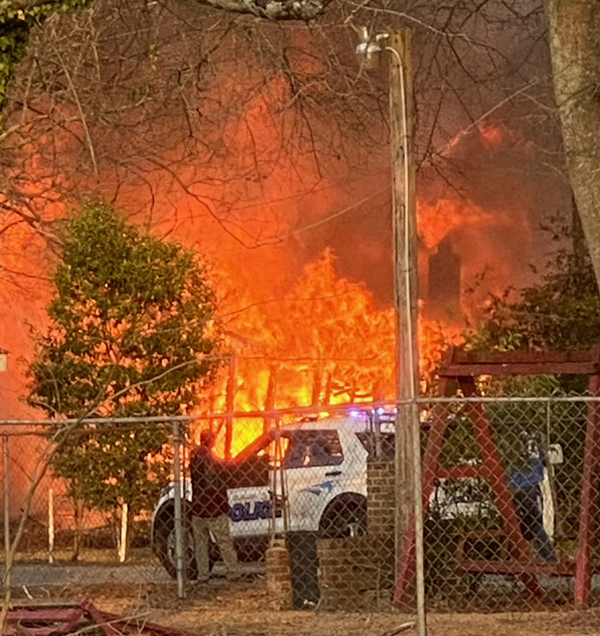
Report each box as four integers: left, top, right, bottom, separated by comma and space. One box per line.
253, 434, 290, 468
283, 430, 344, 469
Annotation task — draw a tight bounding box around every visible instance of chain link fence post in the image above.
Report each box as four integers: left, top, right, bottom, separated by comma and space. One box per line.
3, 436, 9, 576
172, 421, 186, 599
411, 399, 426, 636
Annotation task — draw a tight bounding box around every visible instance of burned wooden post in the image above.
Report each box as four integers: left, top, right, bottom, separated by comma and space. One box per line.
263, 367, 277, 433
224, 356, 237, 459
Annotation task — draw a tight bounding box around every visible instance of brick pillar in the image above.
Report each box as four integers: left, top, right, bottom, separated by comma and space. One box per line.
367, 458, 396, 587
266, 539, 293, 610
317, 537, 372, 609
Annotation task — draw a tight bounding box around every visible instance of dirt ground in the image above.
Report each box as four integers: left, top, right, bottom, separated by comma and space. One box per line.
57, 580, 600, 636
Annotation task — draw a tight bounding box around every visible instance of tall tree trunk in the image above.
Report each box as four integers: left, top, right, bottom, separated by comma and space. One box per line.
545, 0, 600, 289
571, 191, 589, 270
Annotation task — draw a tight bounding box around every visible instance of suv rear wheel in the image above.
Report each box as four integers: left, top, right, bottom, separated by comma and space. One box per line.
319, 496, 367, 538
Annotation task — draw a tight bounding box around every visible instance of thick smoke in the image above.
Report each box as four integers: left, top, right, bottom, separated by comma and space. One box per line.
0, 0, 570, 422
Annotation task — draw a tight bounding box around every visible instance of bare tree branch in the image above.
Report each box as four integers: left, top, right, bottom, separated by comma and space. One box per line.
7, 0, 331, 19
191, 0, 331, 20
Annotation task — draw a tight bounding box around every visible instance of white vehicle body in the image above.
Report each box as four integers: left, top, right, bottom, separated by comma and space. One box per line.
152, 417, 372, 545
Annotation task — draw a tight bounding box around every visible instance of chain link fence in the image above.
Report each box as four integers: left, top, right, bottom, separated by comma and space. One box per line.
419, 396, 591, 612
3, 397, 600, 621
0, 422, 178, 591
173, 397, 600, 614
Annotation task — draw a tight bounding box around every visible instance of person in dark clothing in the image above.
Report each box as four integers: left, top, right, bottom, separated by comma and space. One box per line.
507, 443, 557, 564
189, 429, 239, 582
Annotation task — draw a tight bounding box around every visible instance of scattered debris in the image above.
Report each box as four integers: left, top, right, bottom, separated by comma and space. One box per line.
4, 600, 201, 636
381, 622, 416, 636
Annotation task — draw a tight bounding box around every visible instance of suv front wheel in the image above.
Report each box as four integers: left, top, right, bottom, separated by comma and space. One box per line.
153, 506, 199, 580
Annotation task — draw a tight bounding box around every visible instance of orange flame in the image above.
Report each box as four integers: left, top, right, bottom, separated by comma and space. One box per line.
196, 249, 450, 456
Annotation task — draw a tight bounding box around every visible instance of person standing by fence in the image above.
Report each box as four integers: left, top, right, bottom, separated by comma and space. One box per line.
507, 439, 557, 564
189, 429, 240, 582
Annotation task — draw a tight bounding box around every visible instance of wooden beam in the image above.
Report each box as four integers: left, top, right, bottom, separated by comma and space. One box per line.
440, 362, 599, 377
452, 349, 596, 365
263, 369, 277, 434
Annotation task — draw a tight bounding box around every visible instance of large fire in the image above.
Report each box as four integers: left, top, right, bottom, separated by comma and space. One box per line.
0, 106, 537, 509
0, 136, 519, 461
197, 249, 452, 457
0, 0, 567, 528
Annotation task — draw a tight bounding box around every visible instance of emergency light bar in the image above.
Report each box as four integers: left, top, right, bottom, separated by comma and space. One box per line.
349, 406, 397, 421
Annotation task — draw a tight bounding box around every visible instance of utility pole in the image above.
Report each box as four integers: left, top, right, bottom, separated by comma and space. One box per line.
355, 26, 424, 633
389, 29, 425, 636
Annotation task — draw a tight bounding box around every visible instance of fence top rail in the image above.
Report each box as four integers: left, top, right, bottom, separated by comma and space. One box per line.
410, 395, 600, 404
0, 395, 598, 432
0, 400, 397, 430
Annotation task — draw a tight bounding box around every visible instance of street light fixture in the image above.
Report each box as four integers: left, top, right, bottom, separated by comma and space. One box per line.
355, 27, 388, 69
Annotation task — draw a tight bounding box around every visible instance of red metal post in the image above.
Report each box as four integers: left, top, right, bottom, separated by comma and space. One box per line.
393, 402, 450, 606
574, 373, 600, 607
465, 398, 540, 596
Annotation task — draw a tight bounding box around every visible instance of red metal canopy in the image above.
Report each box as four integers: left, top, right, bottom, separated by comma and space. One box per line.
4, 600, 201, 636
394, 346, 600, 608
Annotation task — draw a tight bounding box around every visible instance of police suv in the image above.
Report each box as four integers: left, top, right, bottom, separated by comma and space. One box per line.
151, 414, 559, 578
151, 414, 389, 578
